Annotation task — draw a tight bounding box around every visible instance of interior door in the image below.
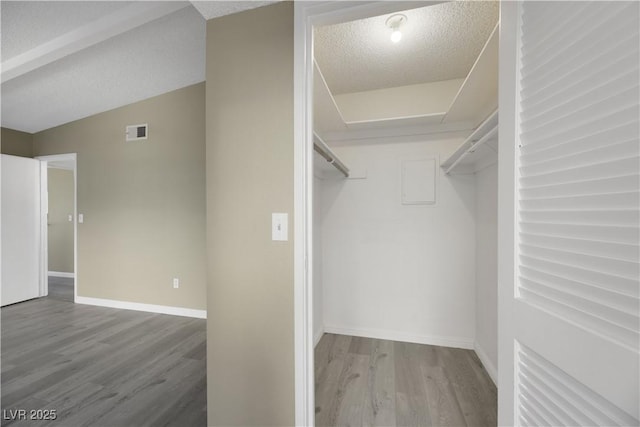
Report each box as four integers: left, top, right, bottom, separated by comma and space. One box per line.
1, 154, 42, 306
499, 2, 639, 425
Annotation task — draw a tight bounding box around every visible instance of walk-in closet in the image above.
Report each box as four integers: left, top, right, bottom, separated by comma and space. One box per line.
310, 2, 500, 425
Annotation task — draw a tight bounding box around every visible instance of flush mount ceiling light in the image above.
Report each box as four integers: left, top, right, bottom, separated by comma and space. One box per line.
386, 14, 407, 43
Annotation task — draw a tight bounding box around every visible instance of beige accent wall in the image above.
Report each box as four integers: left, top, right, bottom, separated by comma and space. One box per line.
1, 127, 34, 158
206, 3, 294, 425
48, 168, 75, 273
33, 83, 206, 310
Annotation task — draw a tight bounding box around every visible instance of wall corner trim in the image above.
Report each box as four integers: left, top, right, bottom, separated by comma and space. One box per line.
75, 296, 206, 319
324, 324, 474, 350
474, 341, 498, 386
48, 271, 75, 279
314, 326, 324, 348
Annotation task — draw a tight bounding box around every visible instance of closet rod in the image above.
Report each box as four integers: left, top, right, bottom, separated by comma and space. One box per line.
313, 132, 349, 178
445, 125, 498, 175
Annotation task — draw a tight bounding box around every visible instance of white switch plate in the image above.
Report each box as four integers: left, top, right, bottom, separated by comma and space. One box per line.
173, 278, 180, 288
78, 214, 84, 223
272, 213, 288, 241
68, 214, 73, 222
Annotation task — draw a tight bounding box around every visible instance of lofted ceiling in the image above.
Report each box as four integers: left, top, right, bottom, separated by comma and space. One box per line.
1, 1, 134, 60
0, 1, 275, 134
1, 1, 498, 134
314, 1, 499, 95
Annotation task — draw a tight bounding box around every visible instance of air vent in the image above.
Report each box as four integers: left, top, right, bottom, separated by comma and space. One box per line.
126, 124, 148, 141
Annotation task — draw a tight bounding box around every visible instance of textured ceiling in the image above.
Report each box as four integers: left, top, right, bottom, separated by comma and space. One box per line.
1, 1, 275, 134
314, 1, 499, 95
1, 1, 497, 133
190, 1, 278, 20
1, 1, 134, 60
2, 4, 206, 134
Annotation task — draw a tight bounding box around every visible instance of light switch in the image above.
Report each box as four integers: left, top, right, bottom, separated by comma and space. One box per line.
272, 213, 288, 241
78, 214, 84, 223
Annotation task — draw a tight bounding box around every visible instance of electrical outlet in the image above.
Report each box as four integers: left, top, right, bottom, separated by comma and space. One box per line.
173, 278, 179, 289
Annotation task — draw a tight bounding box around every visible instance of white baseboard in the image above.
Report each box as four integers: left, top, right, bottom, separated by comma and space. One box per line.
323, 324, 474, 350
48, 271, 75, 279
474, 341, 497, 385
314, 326, 324, 348
75, 296, 206, 319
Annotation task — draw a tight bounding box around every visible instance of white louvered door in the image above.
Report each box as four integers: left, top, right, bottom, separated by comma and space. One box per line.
500, 2, 639, 426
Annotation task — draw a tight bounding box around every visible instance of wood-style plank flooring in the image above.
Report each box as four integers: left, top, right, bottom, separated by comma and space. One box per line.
315, 333, 497, 427
1, 283, 206, 427
47, 277, 73, 302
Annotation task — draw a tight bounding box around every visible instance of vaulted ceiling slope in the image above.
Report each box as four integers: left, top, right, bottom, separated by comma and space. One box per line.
314, 1, 499, 95
1, 1, 274, 134
1, 1, 204, 133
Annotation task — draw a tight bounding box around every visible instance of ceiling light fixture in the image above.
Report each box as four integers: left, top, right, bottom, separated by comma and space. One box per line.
386, 14, 407, 43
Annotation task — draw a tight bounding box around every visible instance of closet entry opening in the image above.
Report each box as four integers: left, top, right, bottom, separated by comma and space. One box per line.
308, 2, 499, 425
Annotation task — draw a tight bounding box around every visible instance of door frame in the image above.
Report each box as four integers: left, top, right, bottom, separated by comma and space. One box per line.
293, 2, 444, 424
497, 1, 519, 424
35, 153, 78, 302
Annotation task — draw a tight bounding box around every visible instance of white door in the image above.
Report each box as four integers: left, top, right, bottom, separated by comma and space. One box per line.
1, 154, 42, 306
499, 2, 639, 426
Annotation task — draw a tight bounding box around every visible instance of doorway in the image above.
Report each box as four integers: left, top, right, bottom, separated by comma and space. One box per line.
294, 1, 500, 424
36, 154, 78, 303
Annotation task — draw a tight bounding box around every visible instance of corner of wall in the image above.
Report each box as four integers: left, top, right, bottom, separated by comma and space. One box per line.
1, 127, 35, 158
474, 340, 498, 386
314, 324, 324, 348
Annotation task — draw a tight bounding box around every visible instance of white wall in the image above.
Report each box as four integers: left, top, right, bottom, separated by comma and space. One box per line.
474, 162, 498, 383
313, 174, 324, 346
320, 137, 477, 348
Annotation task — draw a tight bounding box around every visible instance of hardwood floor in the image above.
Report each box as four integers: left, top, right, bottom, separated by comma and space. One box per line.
47, 277, 73, 302
3, 289, 493, 427
1, 294, 206, 426
315, 333, 497, 427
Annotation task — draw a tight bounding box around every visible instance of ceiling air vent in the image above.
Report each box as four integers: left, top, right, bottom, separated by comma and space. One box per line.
126, 124, 148, 141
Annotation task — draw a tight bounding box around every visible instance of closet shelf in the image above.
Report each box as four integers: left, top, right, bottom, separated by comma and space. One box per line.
441, 23, 499, 126
313, 22, 498, 138
314, 60, 450, 135
344, 113, 445, 130
314, 60, 347, 134
441, 109, 498, 174
313, 131, 349, 178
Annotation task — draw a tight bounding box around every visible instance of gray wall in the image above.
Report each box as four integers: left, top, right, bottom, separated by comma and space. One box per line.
205, 3, 295, 425
48, 168, 75, 273
1, 127, 34, 158
33, 83, 207, 311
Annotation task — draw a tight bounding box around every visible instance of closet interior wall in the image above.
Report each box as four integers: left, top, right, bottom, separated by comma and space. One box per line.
311, 3, 499, 383
313, 172, 325, 345
314, 134, 479, 349
474, 162, 498, 382
313, 135, 499, 385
